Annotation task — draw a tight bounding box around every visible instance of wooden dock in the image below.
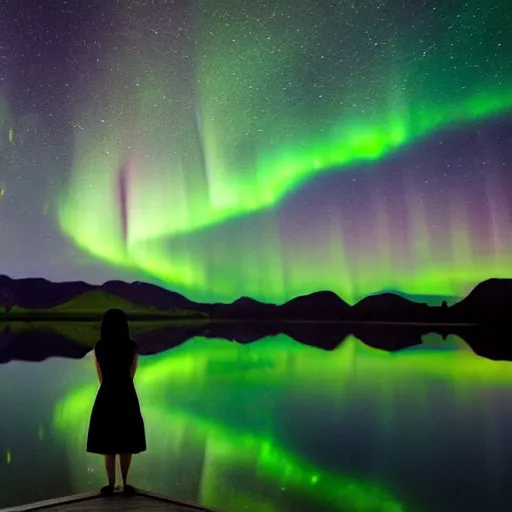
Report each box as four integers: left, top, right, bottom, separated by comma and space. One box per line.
0, 489, 219, 512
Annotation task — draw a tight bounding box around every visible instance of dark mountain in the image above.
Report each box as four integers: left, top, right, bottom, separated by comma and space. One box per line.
450, 278, 512, 323
0, 275, 511, 324
371, 289, 460, 307
353, 293, 430, 322
100, 280, 197, 310
211, 297, 278, 319
0, 276, 205, 318
278, 291, 351, 320
0, 275, 93, 310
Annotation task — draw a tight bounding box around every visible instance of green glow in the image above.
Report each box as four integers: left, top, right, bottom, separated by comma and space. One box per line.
56, 1, 512, 303
53, 333, 512, 511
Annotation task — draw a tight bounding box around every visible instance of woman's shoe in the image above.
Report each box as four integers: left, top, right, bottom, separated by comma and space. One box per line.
100, 484, 115, 496
123, 484, 136, 496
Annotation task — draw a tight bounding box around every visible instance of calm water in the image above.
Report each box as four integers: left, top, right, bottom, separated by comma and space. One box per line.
1, 328, 512, 512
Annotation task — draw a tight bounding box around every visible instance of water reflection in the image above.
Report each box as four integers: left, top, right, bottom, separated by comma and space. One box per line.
1, 324, 512, 511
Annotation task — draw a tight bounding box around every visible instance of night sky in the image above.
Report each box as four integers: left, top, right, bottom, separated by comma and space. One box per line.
0, 0, 511, 303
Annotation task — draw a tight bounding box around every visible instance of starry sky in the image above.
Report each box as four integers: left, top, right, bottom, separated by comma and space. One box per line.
0, 0, 511, 304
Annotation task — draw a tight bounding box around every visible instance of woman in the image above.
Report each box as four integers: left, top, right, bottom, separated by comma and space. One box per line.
87, 309, 147, 496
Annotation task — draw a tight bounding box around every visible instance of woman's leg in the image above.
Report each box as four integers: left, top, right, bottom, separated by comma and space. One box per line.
105, 454, 116, 486
119, 453, 132, 487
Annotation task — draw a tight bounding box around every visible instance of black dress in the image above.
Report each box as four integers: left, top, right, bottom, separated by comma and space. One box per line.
86, 339, 146, 455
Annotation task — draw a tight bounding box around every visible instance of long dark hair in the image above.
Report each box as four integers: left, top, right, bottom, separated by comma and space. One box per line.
100, 309, 130, 343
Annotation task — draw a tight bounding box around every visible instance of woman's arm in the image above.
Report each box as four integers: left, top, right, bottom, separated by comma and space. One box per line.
130, 352, 138, 380
94, 352, 102, 384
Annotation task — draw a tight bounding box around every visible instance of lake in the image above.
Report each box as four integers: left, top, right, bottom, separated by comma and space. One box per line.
1, 327, 512, 512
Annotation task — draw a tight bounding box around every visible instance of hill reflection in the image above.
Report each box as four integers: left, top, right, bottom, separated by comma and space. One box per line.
1, 320, 511, 363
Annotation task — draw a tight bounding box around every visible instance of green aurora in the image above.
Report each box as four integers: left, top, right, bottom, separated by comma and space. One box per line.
55, 0, 512, 303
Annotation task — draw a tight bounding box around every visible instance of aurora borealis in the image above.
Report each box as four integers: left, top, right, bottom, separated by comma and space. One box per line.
0, 0, 511, 301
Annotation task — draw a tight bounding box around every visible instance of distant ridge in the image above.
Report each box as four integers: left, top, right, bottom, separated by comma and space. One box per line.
101, 280, 195, 310
450, 278, 512, 323
0, 275, 207, 320
0, 275, 92, 309
211, 297, 278, 319
0, 275, 511, 324
370, 289, 460, 306
353, 293, 430, 322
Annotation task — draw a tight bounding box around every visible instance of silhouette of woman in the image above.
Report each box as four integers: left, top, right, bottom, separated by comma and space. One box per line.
86, 309, 146, 495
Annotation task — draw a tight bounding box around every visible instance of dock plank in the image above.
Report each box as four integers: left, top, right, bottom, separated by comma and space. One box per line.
1, 490, 217, 512
38, 495, 196, 511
